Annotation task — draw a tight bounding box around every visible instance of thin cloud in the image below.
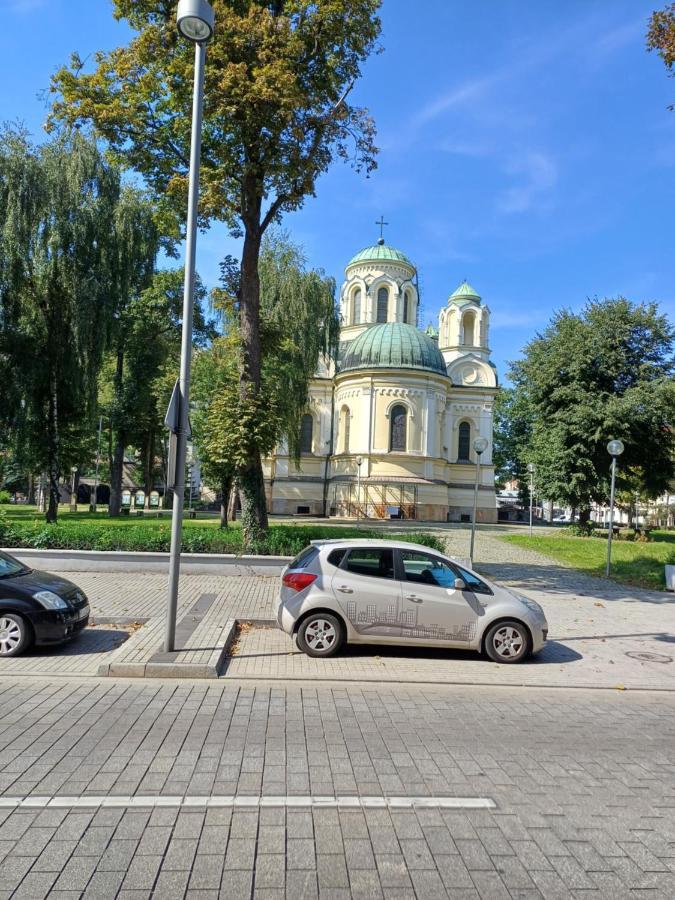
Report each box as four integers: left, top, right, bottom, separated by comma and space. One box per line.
496, 152, 558, 215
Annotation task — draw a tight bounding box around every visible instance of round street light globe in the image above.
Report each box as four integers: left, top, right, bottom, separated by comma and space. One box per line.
607, 439, 625, 457
177, 0, 215, 42
474, 437, 489, 455
527, 462, 535, 473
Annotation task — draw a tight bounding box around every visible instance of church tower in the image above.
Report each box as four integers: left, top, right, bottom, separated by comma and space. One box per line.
339, 238, 419, 343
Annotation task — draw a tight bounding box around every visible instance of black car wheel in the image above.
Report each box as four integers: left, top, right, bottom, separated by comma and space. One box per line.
0, 613, 32, 658
297, 613, 344, 658
484, 620, 531, 664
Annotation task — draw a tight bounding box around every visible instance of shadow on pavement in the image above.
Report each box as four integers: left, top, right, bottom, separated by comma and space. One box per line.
478, 561, 674, 604
17, 628, 130, 657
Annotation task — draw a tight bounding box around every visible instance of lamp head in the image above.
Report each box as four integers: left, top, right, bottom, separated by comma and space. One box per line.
527, 462, 535, 473
607, 439, 625, 458
356, 456, 363, 467
177, 0, 215, 42
473, 437, 488, 455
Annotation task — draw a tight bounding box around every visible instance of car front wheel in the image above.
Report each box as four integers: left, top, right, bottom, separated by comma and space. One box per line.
0, 613, 32, 658
297, 613, 344, 658
484, 620, 531, 664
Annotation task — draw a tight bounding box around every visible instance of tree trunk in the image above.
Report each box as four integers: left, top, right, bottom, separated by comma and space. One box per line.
237, 210, 269, 547
219, 476, 233, 528
108, 349, 125, 517
109, 433, 126, 517
228, 482, 239, 522
143, 430, 154, 507
46, 376, 60, 524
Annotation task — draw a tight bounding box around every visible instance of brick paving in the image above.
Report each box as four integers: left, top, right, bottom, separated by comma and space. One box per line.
1, 529, 674, 688
0, 679, 673, 897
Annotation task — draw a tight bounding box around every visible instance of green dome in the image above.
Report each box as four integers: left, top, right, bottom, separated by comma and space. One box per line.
347, 241, 415, 269
339, 323, 447, 376
449, 280, 481, 304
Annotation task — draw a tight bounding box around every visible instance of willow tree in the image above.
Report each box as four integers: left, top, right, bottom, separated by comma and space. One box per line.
192, 230, 338, 535
49, 0, 381, 547
0, 128, 120, 522
104, 189, 160, 516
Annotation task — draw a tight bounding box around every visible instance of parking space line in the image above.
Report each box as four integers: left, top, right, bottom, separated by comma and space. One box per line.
0, 794, 496, 810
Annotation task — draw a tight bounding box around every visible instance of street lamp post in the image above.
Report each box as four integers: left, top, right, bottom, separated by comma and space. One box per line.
606, 439, 624, 578
527, 462, 535, 537
164, 0, 215, 653
469, 437, 489, 567
355, 456, 363, 526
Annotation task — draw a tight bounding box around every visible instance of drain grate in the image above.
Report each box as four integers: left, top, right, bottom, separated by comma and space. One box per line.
625, 651, 673, 664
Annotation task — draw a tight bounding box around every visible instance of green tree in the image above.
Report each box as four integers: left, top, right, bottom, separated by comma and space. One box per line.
508, 298, 675, 521
193, 230, 338, 533
49, 0, 381, 547
0, 128, 121, 522
648, 3, 675, 108
100, 268, 212, 513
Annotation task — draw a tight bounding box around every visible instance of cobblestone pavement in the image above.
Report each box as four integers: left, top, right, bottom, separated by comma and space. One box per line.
0, 678, 674, 898
1, 529, 673, 689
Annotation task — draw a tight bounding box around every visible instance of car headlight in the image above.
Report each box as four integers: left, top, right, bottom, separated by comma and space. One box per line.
518, 595, 544, 616
33, 591, 69, 610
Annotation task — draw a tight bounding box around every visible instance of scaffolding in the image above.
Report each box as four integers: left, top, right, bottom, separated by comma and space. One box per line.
331, 482, 418, 520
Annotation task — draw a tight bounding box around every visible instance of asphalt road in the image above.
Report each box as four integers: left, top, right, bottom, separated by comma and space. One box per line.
0, 677, 674, 898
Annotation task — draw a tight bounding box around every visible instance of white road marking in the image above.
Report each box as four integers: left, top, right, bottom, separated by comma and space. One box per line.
0, 794, 495, 810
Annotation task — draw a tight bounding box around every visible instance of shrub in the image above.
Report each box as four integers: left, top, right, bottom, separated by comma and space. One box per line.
0, 490, 11, 505
564, 523, 595, 537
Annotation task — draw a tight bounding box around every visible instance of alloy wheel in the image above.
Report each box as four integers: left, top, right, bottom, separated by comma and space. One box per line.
0, 617, 23, 656
304, 619, 337, 653
492, 625, 525, 659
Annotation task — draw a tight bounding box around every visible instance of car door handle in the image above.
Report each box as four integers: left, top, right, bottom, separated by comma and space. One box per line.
405, 594, 423, 602
337, 586, 354, 593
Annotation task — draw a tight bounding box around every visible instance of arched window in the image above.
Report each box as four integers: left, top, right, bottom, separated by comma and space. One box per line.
377, 287, 388, 323
340, 405, 350, 453
351, 288, 361, 325
390, 404, 407, 452
462, 311, 476, 346
300, 414, 313, 454
458, 422, 471, 461
403, 293, 409, 324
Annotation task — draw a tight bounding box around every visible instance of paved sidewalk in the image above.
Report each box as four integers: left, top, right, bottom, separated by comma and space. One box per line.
0, 678, 674, 898
0, 530, 673, 688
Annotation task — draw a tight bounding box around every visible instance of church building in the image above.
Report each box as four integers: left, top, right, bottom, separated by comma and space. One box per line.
263, 235, 498, 523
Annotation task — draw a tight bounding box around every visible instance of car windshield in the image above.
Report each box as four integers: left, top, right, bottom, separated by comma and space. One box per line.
0, 551, 27, 578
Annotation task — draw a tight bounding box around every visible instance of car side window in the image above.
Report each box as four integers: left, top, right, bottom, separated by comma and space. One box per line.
400, 551, 457, 588
343, 548, 395, 580
453, 564, 492, 595
327, 548, 348, 568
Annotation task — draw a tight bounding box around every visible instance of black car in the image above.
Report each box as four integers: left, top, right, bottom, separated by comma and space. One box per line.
0, 551, 90, 657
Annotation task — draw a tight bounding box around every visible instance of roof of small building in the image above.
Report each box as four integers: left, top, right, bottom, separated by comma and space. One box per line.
347, 239, 415, 269
449, 280, 481, 304
339, 323, 447, 376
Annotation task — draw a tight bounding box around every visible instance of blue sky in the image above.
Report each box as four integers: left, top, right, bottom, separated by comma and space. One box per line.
2, 0, 674, 378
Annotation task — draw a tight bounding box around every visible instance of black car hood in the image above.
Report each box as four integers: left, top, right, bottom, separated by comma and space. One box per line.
3, 569, 82, 601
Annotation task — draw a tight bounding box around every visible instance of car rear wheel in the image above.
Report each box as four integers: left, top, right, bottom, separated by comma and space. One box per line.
484, 620, 531, 664
297, 613, 344, 658
0, 614, 32, 658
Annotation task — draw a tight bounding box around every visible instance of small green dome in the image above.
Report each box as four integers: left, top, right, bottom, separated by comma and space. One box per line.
347, 241, 415, 269
339, 323, 447, 376
449, 280, 481, 304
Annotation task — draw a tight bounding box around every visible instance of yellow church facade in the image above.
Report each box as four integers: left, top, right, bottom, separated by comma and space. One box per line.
263, 239, 498, 523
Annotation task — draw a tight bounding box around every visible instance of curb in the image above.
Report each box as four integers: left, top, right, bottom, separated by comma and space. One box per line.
2, 548, 291, 575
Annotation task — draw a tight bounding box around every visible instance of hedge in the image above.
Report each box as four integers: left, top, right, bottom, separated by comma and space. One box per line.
0, 515, 446, 558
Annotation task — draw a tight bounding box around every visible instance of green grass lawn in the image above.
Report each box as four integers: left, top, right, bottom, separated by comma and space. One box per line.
502, 531, 675, 591
0, 504, 446, 557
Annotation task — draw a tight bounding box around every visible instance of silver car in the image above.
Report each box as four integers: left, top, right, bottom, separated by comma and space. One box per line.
277, 539, 548, 663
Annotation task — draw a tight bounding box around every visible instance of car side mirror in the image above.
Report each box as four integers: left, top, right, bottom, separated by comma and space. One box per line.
454, 578, 466, 591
